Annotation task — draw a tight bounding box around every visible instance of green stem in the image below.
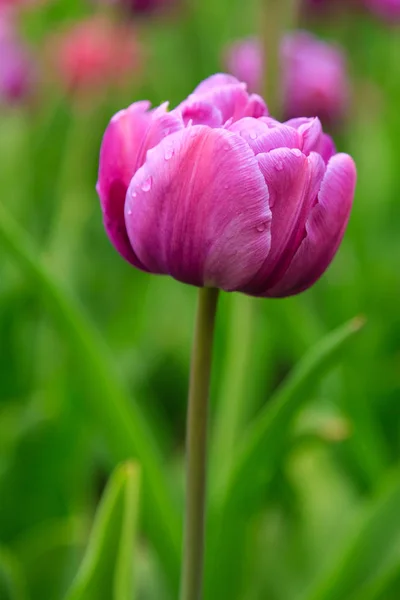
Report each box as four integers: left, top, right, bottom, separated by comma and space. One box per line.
180, 287, 219, 600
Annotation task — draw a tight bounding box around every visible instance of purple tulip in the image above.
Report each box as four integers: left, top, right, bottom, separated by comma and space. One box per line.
0, 14, 35, 104
364, 0, 400, 19
282, 32, 349, 125
97, 74, 356, 297
225, 32, 349, 126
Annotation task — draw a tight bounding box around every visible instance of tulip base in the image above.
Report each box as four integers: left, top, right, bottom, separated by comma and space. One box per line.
180, 286, 219, 600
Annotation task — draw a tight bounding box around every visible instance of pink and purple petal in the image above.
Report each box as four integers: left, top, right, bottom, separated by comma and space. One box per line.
266, 153, 356, 297
125, 126, 271, 290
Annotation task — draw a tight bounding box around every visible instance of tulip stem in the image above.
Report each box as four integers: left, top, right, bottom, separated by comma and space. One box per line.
180, 286, 219, 600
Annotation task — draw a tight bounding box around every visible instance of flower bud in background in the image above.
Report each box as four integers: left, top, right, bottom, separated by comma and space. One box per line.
0, 11, 36, 105
225, 32, 349, 127
47, 16, 143, 98
364, 0, 400, 20
97, 74, 356, 298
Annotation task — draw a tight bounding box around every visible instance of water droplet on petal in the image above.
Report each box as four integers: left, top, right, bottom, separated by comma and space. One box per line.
249, 130, 257, 140
224, 184, 229, 189
141, 176, 152, 192
164, 148, 174, 160
256, 222, 267, 233
275, 160, 283, 171
223, 144, 230, 151
127, 207, 133, 216
291, 148, 302, 158
132, 191, 137, 198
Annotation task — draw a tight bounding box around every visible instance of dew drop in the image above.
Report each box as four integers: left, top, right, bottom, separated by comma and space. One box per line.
249, 130, 258, 140
141, 176, 152, 192
224, 184, 229, 190
291, 148, 302, 158
256, 222, 266, 233
132, 191, 137, 198
223, 144, 230, 151
164, 148, 174, 160
275, 160, 283, 171
127, 207, 133, 216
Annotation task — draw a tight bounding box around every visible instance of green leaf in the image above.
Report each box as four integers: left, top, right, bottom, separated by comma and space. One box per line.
66, 461, 141, 600
0, 203, 181, 593
206, 316, 365, 600
0, 546, 29, 600
303, 470, 400, 600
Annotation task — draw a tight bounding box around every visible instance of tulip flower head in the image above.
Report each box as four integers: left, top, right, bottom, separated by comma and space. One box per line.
97, 74, 356, 297
49, 16, 142, 97
225, 32, 349, 126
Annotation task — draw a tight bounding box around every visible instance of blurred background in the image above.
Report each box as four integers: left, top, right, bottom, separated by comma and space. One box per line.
1, 0, 400, 599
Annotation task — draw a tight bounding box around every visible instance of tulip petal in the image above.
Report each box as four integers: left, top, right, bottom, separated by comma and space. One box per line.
266, 153, 356, 297
125, 126, 271, 290
178, 99, 223, 127
97, 101, 183, 266
193, 73, 241, 93
243, 149, 325, 295
285, 116, 335, 163
229, 118, 301, 155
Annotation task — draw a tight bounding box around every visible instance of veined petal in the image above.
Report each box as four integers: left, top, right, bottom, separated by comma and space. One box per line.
266, 153, 356, 297
243, 149, 325, 295
97, 101, 183, 266
125, 126, 271, 290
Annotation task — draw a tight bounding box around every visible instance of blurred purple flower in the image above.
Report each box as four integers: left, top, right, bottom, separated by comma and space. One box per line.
97, 74, 356, 297
0, 13, 35, 104
364, 0, 400, 20
282, 32, 349, 124
225, 32, 349, 126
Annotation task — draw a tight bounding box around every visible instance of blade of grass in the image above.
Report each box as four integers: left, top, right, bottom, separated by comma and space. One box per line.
303, 469, 400, 600
0, 202, 181, 593
65, 462, 141, 600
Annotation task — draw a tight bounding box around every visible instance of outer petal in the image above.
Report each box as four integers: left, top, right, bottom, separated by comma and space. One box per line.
266, 153, 356, 297
242, 149, 325, 295
97, 101, 183, 266
125, 126, 271, 290
193, 73, 241, 93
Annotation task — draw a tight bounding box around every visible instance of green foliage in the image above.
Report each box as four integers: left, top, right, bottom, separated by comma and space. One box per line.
1, 1, 400, 599
65, 462, 141, 600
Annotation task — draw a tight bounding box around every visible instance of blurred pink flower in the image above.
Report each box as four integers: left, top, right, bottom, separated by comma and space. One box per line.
364, 0, 400, 19
97, 74, 356, 297
0, 12, 36, 104
225, 32, 349, 126
48, 16, 143, 96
